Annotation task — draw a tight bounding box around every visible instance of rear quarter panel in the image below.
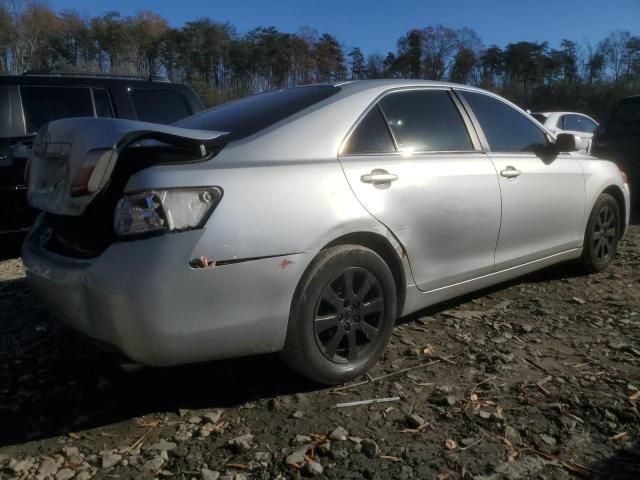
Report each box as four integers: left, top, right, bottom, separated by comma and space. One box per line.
124, 154, 404, 273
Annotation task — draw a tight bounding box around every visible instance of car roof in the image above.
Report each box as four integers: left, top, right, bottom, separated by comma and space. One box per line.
333, 78, 484, 94
0, 74, 182, 88
533, 111, 589, 116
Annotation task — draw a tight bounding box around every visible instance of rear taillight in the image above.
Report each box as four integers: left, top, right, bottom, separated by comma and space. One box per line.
113, 187, 223, 237
70, 149, 116, 197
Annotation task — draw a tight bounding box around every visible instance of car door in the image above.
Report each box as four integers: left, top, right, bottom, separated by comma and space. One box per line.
459, 90, 586, 271
339, 88, 501, 292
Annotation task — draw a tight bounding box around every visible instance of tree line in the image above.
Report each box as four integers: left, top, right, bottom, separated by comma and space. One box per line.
1, 1, 639, 117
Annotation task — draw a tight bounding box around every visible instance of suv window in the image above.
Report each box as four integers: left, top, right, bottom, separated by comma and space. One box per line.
130, 89, 192, 124
21, 86, 94, 133
464, 92, 547, 153
378, 90, 472, 152
175, 85, 340, 140
93, 88, 114, 118
343, 106, 395, 155
562, 114, 597, 133
612, 98, 640, 124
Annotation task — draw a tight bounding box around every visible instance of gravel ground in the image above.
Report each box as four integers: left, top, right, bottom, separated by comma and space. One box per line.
0, 222, 638, 480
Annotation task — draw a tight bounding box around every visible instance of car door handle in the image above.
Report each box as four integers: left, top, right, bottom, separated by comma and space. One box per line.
360, 170, 399, 184
500, 166, 522, 178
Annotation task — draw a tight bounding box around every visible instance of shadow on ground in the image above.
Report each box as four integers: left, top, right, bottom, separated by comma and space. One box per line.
0, 250, 599, 448
0, 277, 320, 446
591, 445, 640, 480
0, 234, 24, 261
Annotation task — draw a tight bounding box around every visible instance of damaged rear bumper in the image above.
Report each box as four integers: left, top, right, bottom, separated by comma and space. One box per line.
22, 219, 310, 366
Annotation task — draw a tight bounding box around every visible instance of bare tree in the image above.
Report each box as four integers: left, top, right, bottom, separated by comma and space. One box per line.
599, 30, 631, 81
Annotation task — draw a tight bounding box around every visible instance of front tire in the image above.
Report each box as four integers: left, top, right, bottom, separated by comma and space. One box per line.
580, 193, 620, 273
281, 245, 397, 384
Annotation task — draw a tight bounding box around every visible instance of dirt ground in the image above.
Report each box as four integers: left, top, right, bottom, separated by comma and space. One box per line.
0, 222, 638, 480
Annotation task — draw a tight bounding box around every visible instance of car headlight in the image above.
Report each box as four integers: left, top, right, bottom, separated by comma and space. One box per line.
114, 187, 222, 237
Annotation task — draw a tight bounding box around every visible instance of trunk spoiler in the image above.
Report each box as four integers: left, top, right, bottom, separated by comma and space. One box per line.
27, 117, 229, 216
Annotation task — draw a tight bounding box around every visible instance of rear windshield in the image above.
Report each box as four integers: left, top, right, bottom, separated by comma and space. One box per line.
174, 85, 340, 140
612, 97, 640, 124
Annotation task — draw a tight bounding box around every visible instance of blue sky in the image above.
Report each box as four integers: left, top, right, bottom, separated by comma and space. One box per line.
50, 0, 640, 54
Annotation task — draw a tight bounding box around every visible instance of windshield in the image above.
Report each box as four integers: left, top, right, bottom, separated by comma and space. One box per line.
174, 85, 340, 140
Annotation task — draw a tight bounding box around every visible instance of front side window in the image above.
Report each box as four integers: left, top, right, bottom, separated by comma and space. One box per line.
378, 90, 473, 153
131, 89, 192, 124
343, 105, 395, 155
581, 116, 598, 133
21, 86, 94, 133
463, 91, 547, 153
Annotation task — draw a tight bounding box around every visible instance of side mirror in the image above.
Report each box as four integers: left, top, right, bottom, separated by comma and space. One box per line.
555, 133, 578, 152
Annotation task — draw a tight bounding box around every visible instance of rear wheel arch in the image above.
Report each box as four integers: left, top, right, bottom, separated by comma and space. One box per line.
321, 232, 407, 317
601, 185, 626, 236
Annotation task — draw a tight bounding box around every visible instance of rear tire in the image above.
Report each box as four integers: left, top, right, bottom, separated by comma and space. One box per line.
281, 245, 397, 385
579, 193, 620, 273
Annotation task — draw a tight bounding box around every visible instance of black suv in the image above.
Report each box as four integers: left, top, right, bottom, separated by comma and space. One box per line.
592, 95, 640, 197
0, 74, 204, 244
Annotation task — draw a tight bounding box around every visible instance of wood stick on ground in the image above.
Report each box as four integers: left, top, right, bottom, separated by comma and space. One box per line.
518, 448, 598, 477
469, 376, 499, 397
124, 419, 161, 454
455, 434, 485, 451
332, 359, 445, 392
523, 357, 555, 376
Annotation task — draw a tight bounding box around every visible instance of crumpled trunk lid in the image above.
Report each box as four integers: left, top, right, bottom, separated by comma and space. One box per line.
28, 117, 228, 216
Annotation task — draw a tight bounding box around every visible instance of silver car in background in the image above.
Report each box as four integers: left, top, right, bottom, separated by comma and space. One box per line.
530, 111, 599, 152
23, 80, 630, 384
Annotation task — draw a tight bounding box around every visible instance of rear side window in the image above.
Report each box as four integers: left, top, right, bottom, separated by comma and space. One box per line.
378, 90, 473, 152
93, 88, 114, 118
343, 106, 395, 155
464, 92, 547, 153
21, 86, 94, 133
562, 114, 597, 133
175, 85, 340, 140
130, 89, 192, 124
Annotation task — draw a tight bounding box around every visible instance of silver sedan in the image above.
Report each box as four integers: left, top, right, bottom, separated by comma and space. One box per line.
23, 80, 630, 384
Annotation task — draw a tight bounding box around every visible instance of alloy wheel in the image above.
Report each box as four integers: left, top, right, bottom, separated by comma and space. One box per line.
592, 205, 616, 263
313, 267, 385, 363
